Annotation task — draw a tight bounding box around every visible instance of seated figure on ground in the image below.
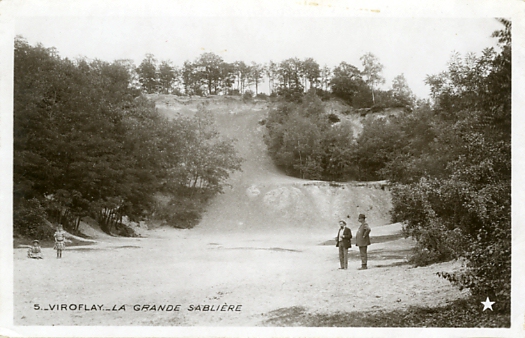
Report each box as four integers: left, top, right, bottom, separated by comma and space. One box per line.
27, 240, 43, 259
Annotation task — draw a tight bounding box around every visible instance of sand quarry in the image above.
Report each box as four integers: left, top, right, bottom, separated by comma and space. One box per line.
13, 96, 465, 326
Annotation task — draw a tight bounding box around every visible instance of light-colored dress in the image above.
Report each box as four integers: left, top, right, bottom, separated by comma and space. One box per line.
54, 230, 66, 250
27, 245, 43, 259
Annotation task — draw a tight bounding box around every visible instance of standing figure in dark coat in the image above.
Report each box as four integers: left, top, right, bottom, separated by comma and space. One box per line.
335, 220, 352, 269
355, 214, 371, 270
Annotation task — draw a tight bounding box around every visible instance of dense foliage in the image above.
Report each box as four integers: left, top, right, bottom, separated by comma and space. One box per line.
264, 94, 359, 180
357, 19, 511, 310
263, 19, 511, 312
260, 53, 415, 178
100, 50, 414, 110
14, 37, 242, 237
263, 93, 415, 182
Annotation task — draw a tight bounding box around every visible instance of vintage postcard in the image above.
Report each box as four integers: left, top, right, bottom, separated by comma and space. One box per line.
0, 0, 523, 337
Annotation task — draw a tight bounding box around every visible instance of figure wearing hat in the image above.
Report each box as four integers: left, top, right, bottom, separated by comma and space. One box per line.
335, 220, 352, 269
27, 240, 43, 259
356, 214, 371, 270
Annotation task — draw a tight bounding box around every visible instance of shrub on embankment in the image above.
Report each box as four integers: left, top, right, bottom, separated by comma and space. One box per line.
263, 94, 412, 182
391, 20, 510, 311
263, 20, 511, 312
264, 94, 361, 181
14, 37, 242, 238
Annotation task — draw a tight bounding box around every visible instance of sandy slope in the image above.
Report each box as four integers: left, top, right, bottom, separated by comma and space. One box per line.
13, 96, 465, 326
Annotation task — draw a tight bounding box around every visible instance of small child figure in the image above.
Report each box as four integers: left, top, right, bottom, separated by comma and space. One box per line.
27, 240, 43, 259
54, 224, 66, 258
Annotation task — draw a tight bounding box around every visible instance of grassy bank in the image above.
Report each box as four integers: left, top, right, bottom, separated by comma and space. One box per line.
263, 297, 510, 327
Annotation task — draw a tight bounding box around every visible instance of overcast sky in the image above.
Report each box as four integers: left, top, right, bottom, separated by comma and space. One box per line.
14, 15, 503, 98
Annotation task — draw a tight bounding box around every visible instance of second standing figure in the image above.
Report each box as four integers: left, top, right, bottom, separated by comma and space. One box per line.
355, 214, 371, 270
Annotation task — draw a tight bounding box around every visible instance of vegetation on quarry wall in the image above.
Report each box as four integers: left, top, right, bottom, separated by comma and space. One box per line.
263, 19, 511, 311
106, 45, 416, 110
264, 94, 360, 181
14, 37, 242, 238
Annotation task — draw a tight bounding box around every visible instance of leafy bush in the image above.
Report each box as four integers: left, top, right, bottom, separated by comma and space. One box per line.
242, 90, 254, 102
14, 37, 242, 239
156, 190, 211, 229
351, 85, 374, 108
390, 127, 510, 308
312, 88, 331, 101
276, 87, 304, 103
13, 198, 54, 240
358, 20, 511, 311
264, 95, 359, 181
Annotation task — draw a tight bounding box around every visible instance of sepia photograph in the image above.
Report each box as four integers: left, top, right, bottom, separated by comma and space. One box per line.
0, 0, 523, 336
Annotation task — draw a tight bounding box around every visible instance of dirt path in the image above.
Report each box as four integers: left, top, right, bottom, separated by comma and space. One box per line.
13, 97, 466, 326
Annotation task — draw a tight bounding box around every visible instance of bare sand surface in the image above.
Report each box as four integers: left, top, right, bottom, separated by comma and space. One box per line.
14, 225, 465, 326
13, 97, 466, 326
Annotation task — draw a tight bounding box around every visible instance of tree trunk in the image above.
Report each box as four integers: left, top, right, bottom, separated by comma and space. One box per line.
109, 210, 116, 234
